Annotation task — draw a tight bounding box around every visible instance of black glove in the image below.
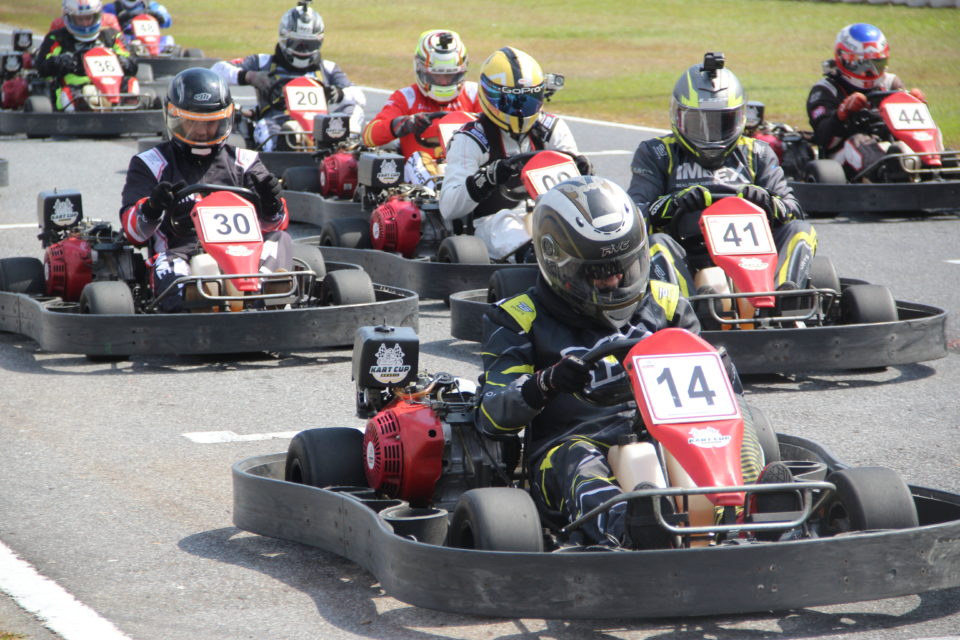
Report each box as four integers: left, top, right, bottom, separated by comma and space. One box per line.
118, 54, 136, 76
243, 70, 274, 94
521, 354, 592, 408
56, 52, 78, 75
249, 172, 283, 219
390, 112, 445, 138
573, 153, 593, 176
323, 84, 344, 105
141, 180, 182, 222
671, 185, 710, 215
739, 184, 786, 221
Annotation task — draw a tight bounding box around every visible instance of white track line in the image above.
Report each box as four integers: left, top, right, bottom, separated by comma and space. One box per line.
0, 223, 37, 230
183, 430, 300, 443
0, 539, 133, 640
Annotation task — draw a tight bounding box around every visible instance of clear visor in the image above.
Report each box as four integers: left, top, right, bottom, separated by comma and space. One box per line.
481, 76, 545, 118
420, 67, 466, 88
840, 55, 888, 78
283, 36, 322, 57
553, 246, 650, 311
166, 103, 234, 146
66, 11, 102, 33
676, 105, 745, 149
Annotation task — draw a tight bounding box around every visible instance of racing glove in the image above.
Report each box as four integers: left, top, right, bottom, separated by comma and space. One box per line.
574, 153, 593, 176
55, 52, 78, 75
390, 112, 445, 138
909, 87, 927, 104
242, 70, 274, 94
521, 354, 592, 408
649, 184, 712, 227
249, 172, 284, 220
323, 84, 344, 105
140, 180, 183, 222
465, 157, 522, 201
837, 92, 868, 122
738, 184, 786, 220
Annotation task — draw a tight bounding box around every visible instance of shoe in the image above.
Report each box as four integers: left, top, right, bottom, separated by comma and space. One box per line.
775, 280, 807, 315
624, 482, 674, 550
753, 461, 800, 514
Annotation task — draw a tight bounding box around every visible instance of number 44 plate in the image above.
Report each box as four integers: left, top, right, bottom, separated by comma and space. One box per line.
631, 351, 740, 424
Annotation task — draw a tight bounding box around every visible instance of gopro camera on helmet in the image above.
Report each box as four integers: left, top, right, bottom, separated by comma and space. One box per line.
702, 52, 725, 76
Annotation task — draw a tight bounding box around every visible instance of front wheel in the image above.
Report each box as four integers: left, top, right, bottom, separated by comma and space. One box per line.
320, 269, 376, 306
282, 166, 321, 193
285, 427, 367, 487
319, 218, 371, 249
840, 284, 897, 325
292, 243, 326, 296
79, 280, 135, 315
487, 267, 539, 303
448, 488, 543, 552
821, 467, 918, 534
437, 235, 489, 264
803, 159, 846, 184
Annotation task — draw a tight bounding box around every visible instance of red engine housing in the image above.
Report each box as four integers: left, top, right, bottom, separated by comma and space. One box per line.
1, 77, 28, 110
363, 400, 444, 505
319, 151, 358, 199
753, 132, 784, 163
369, 196, 422, 258
44, 236, 93, 301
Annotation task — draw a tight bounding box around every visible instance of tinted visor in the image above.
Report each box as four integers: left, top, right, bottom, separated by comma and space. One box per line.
840, 55, 888, 78
676, 105, 744, 148
422, 68, 466, 88
166, 103, 234, 146
558, 246, 649, 310
481, 75, 545, 118
284, 36, 322, 57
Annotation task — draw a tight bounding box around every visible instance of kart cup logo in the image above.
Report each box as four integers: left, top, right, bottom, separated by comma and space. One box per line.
687, 426, 731, 449
4, 53, 22, 73
738, 257, 768, 271
226, 245, 255, 257
325, 115, 347, 139
368, 343, 411, 384
376, 159, 401, 185
51, 198, 80, 227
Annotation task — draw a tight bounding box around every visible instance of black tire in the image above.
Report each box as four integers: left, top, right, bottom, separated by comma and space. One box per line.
806, 255, 841, 293
448, 488, 544, 552
487, 267, 539, 303
0, 257, 45, 294
803, 159, 846, 184
320, 269, 376, 306
822, 467, 918, 534
437, 235, 489, 265
183, 48, 205, 58
135, 64, 154, 82
79, 281, 135, 315
748, 404, 781, 465
281, 166, 321, 193
284, 427, 367, 488
319, 218, 372, 249
24, 95, 53, 114
840, 284, 897, 325
292, 243, 327, 286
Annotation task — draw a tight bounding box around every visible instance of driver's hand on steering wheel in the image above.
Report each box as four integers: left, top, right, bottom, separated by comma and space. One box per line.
739, 184, 788, 222
242, 70, 274, 94
652, 185, 712, 225
520, 355, 592, 408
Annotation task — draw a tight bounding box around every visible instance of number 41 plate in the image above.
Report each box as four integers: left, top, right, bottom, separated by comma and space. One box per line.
631, 352, 739, 424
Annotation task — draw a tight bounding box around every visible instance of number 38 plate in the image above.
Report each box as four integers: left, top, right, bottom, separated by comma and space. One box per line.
631, 352, 739, 424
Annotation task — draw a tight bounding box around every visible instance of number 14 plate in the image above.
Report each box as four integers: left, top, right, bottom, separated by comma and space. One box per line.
631, 351, 739, 424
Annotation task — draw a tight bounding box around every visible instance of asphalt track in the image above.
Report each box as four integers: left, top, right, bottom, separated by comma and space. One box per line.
1, 33, 960, 640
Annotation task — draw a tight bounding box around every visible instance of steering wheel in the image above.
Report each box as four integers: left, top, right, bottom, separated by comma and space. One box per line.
572, 337, 645, 407
168, 183, 263, 237
667, 183, 741, 243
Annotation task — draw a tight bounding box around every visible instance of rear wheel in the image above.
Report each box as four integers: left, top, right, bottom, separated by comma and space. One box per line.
282, 166, 321, 193
448, 488, 544, 552
438, 235, 489, 264
840, 284, 897, 325
803, 159, 846, 184
749, 404, 780, 465
320, 269, 375, 306
0, 257, 45, 294
319, 218, 371, 249
24, 95, 53, 114
79, 281, 135, 315
807, 255, 841, 293
487, 267, 539, 303
284, 427, 367, 487
822, 467, 918, 534
135, 64, 154, 82
182, 48, 205, 58
292, 243, 326, 296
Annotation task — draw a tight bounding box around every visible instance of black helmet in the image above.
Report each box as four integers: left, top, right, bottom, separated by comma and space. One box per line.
165, 67, 234, 154
670, 52, 746, 169
532, 176, 650, 330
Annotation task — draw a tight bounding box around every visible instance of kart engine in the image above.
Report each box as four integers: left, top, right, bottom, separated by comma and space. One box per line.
318, 151, 358, 199
354, 325, 517, 510
44, 236, 93, 300
369, 195, 421, 258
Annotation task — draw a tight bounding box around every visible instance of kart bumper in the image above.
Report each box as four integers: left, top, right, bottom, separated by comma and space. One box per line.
791, 180, 960, 214
231, 433, 960, 618
0, 109, 164, 137
284, 190, 365, 228
134, 57, 220, 77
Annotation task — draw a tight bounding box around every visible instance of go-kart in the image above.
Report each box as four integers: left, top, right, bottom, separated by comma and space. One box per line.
1, 29, 37, 112
294, 148, 582, 300
232, 323, 960, 618
0, 45, 163, 137
115, 11, 214, 78
0, 186, 417, 357
746, 97, 960, 215
448, 190, 947, 373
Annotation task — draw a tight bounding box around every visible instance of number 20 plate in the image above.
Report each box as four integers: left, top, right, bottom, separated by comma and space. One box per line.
631, 351, 739, 424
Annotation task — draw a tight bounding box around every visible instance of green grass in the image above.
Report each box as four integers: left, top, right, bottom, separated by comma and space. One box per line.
0, 632, 27, 640
4, 0, 959, 145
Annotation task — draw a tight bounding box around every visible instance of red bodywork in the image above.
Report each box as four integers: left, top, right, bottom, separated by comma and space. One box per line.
319, 151, 358, 199
44, 236, 93, 301
129, 13, 162, 57
422, 110, 477, 158
81, 46, 128, 105
625, 328, 745, 507
879, 91, 943, 167
699, 197, 778, 309
520, 150, 580, 198
363, 399, 445, 505
369, 196, 422, 258
283, 76, 328, 137
190, 191, 265, 292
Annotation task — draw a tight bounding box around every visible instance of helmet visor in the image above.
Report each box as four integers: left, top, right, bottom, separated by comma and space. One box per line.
166, 103, 234, 146
283, 36, 322, 57
421, 67, 466, 88
676, 105, 745, 149
481, 75, 545, 118
839, 55, 887, 78
65, 11, 102, 37
554, 245, 649, 311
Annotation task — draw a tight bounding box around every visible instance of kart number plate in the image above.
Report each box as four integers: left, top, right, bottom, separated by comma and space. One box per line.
523, 159, 579, 197
883, 101, 934, 131
196, 205, 262, 243
631, 351, 739, 424
85, 54, 122, 77
132, 18, 161, 37
284, 82, 327, 113
702, 212, 774, 256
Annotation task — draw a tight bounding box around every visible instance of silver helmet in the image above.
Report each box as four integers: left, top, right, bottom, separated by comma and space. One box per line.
277, 1, 324, 69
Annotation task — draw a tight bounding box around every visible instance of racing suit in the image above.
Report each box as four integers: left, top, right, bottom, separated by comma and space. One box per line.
35, 26, 137, 111
119, 141, 292, 312
212, 49, 365, 151
627, 134, 815, 298
438, 113, 579, 260
103, 1, 173, 31
478, 276, 762, 545
807, 67, 905, 178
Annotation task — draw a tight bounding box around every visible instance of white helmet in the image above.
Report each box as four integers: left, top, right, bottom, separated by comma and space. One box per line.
277, 1, 324, 69
63, 0, 103, 42
413, 29, 467, 103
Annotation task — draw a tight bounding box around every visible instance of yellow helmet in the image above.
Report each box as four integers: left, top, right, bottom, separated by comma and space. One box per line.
479, 47, 545, 135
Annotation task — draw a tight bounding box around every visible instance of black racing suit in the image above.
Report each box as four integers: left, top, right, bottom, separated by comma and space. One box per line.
477, 276, 761, 545
120, 141, 292, 312
35, 26, 137, 111
627, 134, 815, 298
807, 68, 904, 178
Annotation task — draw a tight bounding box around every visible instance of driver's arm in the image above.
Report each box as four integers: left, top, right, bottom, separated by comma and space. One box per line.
147, 1, 173, 28
438, 130, 489, 222
119, 154, 162, 245
627, 137, 671, 228
211, 54, 266, 86
753, 143, 804, 223
361, 88, 409, 148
